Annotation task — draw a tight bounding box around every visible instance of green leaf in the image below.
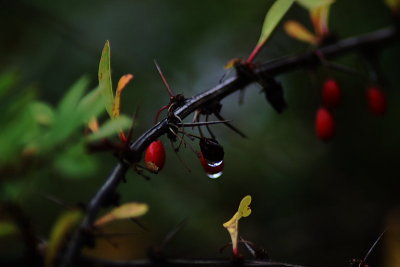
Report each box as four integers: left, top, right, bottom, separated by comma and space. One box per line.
43, 77, 90, 149
257, 0, 295, 46
0, 71, 17, 100
98, 40, 114, 117
76, 86, 105, 124
87, 115, 132, 142
57, 76, 89, 117
53, 142, 98, 179
296, 0, 334, 10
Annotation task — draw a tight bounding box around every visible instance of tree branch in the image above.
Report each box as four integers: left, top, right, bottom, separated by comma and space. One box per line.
60, 26, 399, 267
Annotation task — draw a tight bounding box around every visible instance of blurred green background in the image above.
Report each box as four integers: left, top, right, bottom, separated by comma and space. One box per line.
1, 0, 400, 266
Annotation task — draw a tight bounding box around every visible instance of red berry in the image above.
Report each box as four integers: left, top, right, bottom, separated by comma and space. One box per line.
145, 140, 166, 173
315, 107, 335, 141
366, 86, 386, 116
322, 78, 341, 108
200, 153, 224, 178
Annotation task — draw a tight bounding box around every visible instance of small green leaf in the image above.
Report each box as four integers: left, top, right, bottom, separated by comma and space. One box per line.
0, 71, 17, 99
54, 142, 98, 179
296, 0, 334, 10
94, 202, 148, 227
87, 115, 132, 142
57, 76, 89, 117
257, 0, 295, 46
76, 86, 105, 124
98, 40, 114, 117
43, 77, 90, 149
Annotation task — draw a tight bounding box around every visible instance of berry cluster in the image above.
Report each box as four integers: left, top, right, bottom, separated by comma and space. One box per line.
315, 79, 387, 142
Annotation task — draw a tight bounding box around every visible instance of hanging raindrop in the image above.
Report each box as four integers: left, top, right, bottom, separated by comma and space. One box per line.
206, 171, 223, 179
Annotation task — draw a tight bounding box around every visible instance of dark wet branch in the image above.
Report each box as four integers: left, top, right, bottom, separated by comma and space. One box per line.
60, 26, 399, 267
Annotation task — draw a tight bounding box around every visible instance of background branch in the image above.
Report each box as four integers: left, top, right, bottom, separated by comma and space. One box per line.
61, 26, 399, 267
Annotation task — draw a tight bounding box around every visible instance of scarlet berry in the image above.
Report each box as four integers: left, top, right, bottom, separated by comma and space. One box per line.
366, 86, 386, 116
145, 140, 166, 173
315, 107, 335, 141
322, 78, 341, 108
200, 153, 224, 179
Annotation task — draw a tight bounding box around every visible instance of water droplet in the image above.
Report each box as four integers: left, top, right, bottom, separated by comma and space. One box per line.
207, 171, 223, 179
206, 160, 223, 167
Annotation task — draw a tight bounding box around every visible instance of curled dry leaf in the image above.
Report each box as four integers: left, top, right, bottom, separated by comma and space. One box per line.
223, 195, 252, 256
94, 202, 148, 227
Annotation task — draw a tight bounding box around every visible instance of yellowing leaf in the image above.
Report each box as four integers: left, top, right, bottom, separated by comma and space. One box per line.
385, 0, 400, 11
45, 209, 83, 267
0, 222, 18, 237
238, 195, 252, 218
257, 0, 295, 46
94, 202, 148, 227
247, 0, 295, 63
112, 74, 134, 119
310, 4, 331, 37
223, 195, 252, 256
98, 40, 114, 117
296, 0, 334, 10
284, 20, 318, 44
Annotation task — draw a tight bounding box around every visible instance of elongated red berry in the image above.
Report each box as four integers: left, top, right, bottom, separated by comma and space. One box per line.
200, 153, 224, 179
367, 86, 386, 116
145, 140, 165, 173
315, 107, 335, 141
322, 78, 341, 108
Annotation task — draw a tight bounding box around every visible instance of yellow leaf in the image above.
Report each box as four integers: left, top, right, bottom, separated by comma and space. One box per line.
257, 0, 295, 46
248, 0, 295, 62
238, 195, 252, 218
45, 209, 83, 267
94, 202, 148, 227
310, 4, 331, 37
112, 74, 134, 119
223, 195, 252, 256
98, 40, 114, 117
385, 0, 400, 12
284, 20, 318, 44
